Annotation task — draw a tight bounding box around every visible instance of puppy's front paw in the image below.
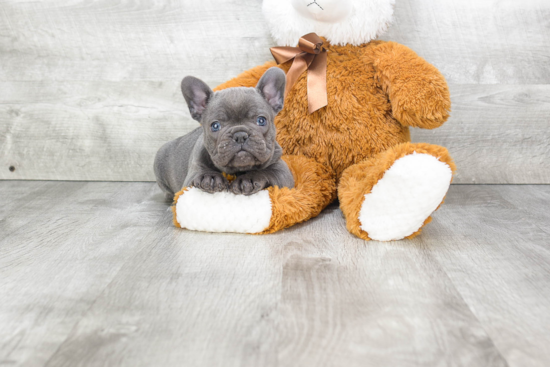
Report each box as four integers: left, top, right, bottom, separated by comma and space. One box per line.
230, 174, 269, 195
191, 172, 228, 193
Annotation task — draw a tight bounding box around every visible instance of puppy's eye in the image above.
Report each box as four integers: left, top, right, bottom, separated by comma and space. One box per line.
256, 116, 267, 126
210, 121, 221, 132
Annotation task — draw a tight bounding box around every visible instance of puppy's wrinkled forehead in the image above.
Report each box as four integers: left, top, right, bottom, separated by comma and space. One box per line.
206, 88, 271, 122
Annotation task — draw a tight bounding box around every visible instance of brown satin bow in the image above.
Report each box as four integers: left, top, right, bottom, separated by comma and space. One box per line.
270, 33, 328, 114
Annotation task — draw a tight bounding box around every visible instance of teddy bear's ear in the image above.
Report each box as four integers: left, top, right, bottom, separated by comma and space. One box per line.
256, 67, 286, 114
181, 76, 213, 122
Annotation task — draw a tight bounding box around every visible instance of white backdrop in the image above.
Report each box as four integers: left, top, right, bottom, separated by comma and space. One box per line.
1, 0, 548, 183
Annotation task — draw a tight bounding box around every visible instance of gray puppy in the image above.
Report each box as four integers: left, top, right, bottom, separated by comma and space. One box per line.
154, 67, 294, 199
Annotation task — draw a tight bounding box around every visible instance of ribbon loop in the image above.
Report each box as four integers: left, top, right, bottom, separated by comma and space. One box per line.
298, 32, 323, 55
270, 32, 328, 114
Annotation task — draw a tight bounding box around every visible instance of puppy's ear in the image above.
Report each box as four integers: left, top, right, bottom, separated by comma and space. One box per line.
256, 67, 286, 114
181, 76, 213, 122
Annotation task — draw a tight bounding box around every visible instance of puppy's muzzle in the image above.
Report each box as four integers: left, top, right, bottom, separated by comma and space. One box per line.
213, 126, 271, 169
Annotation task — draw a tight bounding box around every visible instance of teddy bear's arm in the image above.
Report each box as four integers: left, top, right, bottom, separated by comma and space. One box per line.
370, 42, 451, 129
213, 61, 278, 92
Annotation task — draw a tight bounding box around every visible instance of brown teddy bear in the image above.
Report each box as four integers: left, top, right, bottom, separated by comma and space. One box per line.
173, 0, 455, 241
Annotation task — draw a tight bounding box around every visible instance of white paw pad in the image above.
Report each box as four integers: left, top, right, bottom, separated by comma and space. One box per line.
359, 153, 452, 241
174, 188, 272, 233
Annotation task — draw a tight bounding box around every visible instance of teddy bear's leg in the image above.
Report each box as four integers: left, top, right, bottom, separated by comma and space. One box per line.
338, 142, 456, 241
172, 155, 337, 234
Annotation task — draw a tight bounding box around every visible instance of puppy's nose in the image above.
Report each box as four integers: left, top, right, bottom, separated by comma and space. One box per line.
233, 131, 249, 144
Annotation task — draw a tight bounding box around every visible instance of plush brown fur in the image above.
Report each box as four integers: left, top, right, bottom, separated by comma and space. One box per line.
260, 155, 336, 234
175, 39, 455, 238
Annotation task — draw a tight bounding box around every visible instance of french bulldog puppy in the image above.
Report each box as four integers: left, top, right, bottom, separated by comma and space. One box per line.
154, 67, 294, 199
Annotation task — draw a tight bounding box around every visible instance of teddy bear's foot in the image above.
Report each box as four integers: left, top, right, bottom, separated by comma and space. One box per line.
339, 143, 456, 241
173, 188, 272, 233
172, 155, 336, 234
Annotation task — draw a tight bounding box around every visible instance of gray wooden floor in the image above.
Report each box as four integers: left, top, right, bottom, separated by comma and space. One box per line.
0, 181, 549, 367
